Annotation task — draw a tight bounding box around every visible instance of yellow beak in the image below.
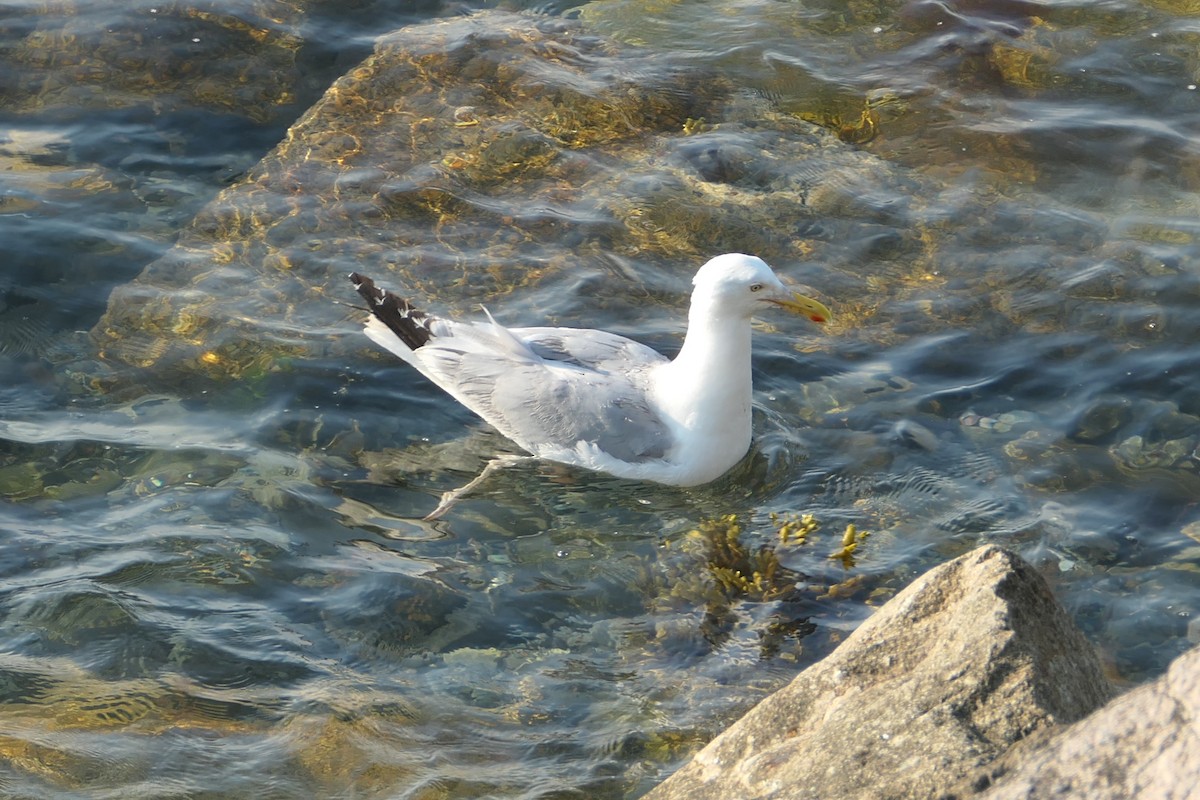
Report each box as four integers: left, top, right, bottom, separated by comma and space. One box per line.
765, 292, 831, 325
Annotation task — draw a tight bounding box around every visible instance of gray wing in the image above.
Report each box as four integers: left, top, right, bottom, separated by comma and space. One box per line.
422, 325, 674, 463
512, 326, 670, 374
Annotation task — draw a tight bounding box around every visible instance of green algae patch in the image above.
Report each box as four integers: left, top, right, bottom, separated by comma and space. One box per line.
634, 510, 877, 663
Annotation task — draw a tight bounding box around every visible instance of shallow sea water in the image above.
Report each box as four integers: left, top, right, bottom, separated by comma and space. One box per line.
3, 0, 1200, 797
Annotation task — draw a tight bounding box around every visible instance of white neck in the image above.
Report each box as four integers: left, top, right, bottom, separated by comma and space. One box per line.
651, 295, 754, 477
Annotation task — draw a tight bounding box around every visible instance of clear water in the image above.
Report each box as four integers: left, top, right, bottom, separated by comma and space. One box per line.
2, 0, 1200, 797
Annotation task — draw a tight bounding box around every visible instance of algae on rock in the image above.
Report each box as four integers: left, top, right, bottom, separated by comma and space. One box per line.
88, 11, 928, 392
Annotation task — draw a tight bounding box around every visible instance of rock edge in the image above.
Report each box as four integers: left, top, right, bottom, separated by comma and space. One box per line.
643, 544, 1115, 800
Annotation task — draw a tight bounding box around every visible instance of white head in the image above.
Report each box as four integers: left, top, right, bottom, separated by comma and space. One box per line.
692, 253, 830, 323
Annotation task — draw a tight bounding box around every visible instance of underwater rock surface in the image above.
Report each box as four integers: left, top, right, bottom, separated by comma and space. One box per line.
0, 0, 447, 123
87, 9, 919, 391
642, 545, 1113, 800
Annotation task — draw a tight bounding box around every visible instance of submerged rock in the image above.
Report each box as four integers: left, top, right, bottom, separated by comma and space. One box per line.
87, 10, 923, 392
0, 0, 350, 123
642, 545, 1112, 800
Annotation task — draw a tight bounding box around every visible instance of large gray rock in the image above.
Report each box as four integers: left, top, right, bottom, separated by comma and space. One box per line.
964, 644, 1200, 800
642, 545, 1112, 800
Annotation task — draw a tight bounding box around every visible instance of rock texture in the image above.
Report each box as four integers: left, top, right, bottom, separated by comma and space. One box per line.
642, 545, 1113, 800
962, 644, 1200, 800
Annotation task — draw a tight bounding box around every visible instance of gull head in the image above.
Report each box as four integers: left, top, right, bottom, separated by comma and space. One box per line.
692, 253, 831, 324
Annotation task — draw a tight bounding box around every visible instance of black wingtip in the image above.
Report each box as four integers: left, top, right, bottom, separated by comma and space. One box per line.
349, 272, 379, 304
348, 272, 433, 350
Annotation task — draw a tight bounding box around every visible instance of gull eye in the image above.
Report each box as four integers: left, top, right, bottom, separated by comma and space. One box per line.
749, 283, 764, 293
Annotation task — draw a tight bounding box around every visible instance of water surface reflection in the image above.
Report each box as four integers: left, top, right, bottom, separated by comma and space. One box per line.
2, 1, 1199, 797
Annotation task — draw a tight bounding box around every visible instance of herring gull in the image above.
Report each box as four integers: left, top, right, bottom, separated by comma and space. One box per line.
350, 253, 830, 517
